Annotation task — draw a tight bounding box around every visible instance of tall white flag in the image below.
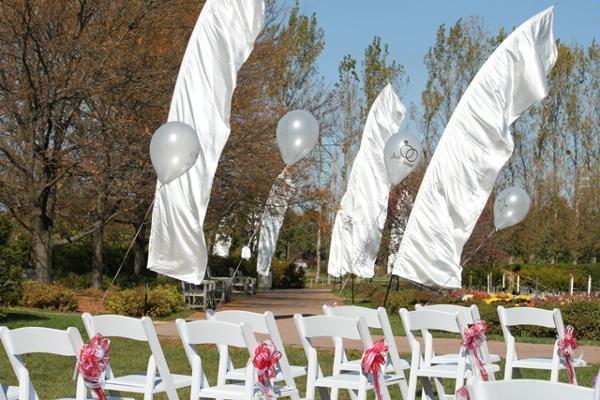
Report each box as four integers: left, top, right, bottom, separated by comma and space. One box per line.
392, 8, 557, 288
147, 0, 265, 284
328, 84, 406, 278
257, 170, 295, 276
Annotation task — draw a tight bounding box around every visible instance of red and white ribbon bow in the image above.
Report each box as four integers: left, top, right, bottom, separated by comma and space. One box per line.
77, 334, 110, 400
461, 320, 490, 381
253, 340, 282, 398
361, 339, 388, 400
558, 325, 578, 385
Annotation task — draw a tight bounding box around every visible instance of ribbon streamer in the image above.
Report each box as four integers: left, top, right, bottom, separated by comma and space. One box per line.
361, 339, 388, 400
253, 340, 282, 398
77, 334, 111, 400
558, 325, 578, 385
461, 320, 490, 381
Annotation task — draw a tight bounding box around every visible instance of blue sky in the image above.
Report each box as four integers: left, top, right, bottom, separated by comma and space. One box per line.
279, 0, 599, 109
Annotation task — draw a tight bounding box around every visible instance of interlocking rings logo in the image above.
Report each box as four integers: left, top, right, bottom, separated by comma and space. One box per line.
391, 140, 419, 165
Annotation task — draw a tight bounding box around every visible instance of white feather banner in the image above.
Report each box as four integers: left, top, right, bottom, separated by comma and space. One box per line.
257, 170, 295, 276
147, 0, 265, 284
392, 7, 557, 288
328, 84, 406, 278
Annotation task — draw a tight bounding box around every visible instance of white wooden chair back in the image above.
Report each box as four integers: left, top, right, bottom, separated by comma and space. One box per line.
497, 306, 566, 381
498, 306, 563, 331
415, 304, 475, 324
294, 314, 378, 400
497, 306, 564, 353
205, 309, 298, 388
81, 313, 179, 400
175, 319, 257, 398
415, 303, 496, 366
322, 305, 407, 379
467, 378, 593, 399
399, 308, 469, 367
0, 326, 87, 400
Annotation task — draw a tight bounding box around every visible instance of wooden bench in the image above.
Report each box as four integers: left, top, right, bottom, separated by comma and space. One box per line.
181, 280, 216, 309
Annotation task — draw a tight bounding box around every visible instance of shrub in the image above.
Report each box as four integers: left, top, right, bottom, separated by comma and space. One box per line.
272, 259, 304, 289
207, 255, 257, 278
105, 284, 184, 318
20, 281, 79, 312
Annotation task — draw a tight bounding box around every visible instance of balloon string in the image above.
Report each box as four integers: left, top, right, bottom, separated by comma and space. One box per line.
215, 166, 289, 308
98, 197, 156, 308
423, 228, 496, 306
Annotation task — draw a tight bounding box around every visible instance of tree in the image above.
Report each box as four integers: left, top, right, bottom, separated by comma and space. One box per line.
0, 1, 196, 282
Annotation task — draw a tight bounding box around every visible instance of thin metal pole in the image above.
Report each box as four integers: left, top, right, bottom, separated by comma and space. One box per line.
351, 274, 355, 304
383, 274, 394, 308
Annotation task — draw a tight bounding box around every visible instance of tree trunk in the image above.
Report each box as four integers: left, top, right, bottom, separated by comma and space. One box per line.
31, 216, 52, 283
91, 222, 104, 289
316, 221, 321, 282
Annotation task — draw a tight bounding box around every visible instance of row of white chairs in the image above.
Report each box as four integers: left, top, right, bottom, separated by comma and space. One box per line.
0, 303, 592, 400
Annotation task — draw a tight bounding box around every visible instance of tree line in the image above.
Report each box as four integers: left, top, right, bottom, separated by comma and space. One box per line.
0, 2, 597, 289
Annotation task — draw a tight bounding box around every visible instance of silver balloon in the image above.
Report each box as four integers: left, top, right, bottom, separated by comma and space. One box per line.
383, 131, 422, 185
276, 110, 319, 166
150, 121, 200, 185
493, 186, 531, 230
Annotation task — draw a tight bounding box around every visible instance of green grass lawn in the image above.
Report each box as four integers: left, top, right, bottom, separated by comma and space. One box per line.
1, 308, 598, 399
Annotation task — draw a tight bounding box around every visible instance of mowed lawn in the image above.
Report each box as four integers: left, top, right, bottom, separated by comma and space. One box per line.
0, 309, 598, 399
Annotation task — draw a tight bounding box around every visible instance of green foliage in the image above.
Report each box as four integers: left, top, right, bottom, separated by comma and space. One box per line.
20, 281, 79, 312
207, 255, 257, 278
271, 259, 304, 289
0, 215, 25, 313
105, 284, 184, 318
362, 36, 407, 109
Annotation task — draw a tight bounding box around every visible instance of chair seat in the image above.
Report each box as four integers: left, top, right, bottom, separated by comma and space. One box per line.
431, 352, 501, 364
104, 373, 192, 393
225, 364, 307, 381
417, 362, 500, 379
199, 383, 298, 399
315, 371, 403, 390
340, 357, 411, 373
512, 357, 587, 370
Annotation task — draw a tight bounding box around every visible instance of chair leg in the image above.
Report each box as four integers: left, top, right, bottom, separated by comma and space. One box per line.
330, 387, 339, 400
356, 387, 367, 400
396, 373, 409, 400
407, 371, 418, 400
504, 359, 513, 381
420, 377, 436, 400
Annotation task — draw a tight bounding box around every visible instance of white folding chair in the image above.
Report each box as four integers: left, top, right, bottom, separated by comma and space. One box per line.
205, 309, 306, 384
467, 378, 593, 400
175, 318, 300, 399
497, 306, 586, 382
294, 313, 404, 400
322, 305, 409, 399
415, 304, 500, 365
82, 313, 191, 400
0, 382, 17, 400
0, 325, 129, 400
399, 308, 499, 400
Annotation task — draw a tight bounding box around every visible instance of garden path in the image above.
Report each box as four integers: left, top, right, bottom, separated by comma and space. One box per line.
154, 289, 600, 363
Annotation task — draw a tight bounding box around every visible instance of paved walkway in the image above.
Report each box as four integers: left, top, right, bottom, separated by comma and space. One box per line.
155, 289, 600, 363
